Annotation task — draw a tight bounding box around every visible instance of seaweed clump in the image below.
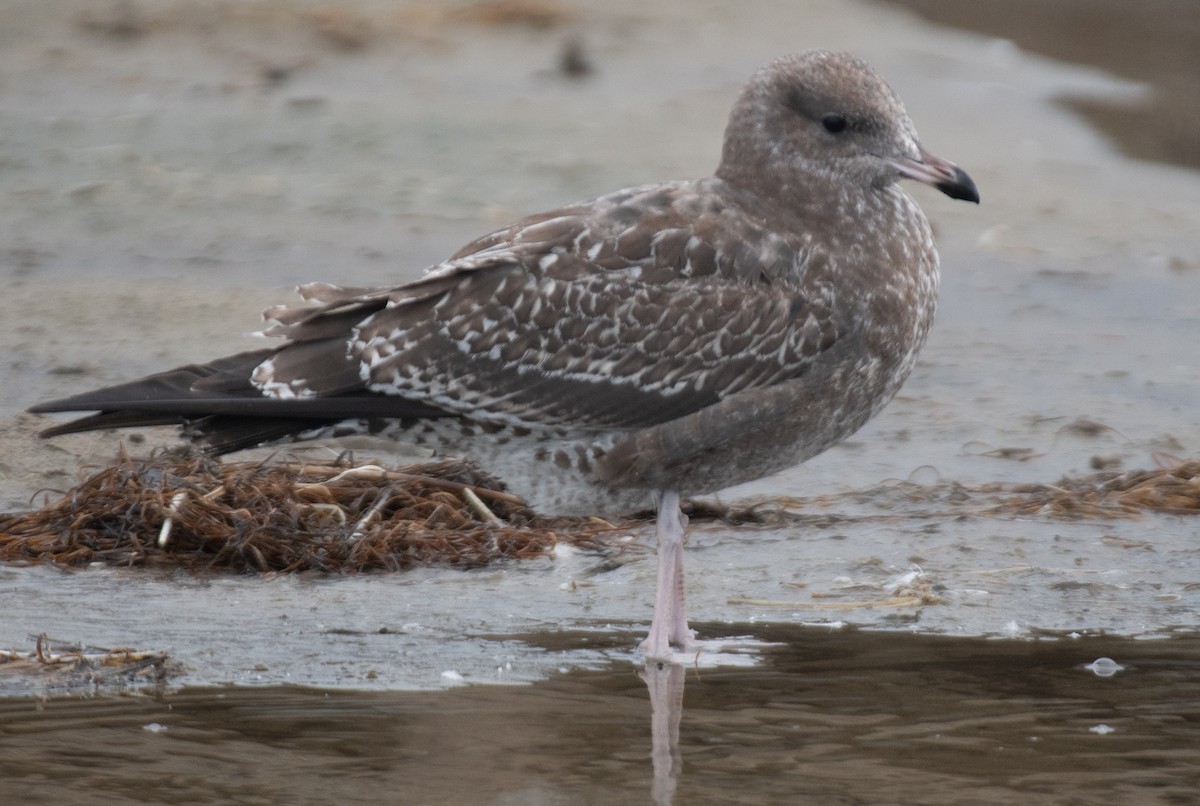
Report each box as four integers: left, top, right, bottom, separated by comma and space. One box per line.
0, 453, 627, 572
993, 459, 1200, 519
0, 634, 175, 695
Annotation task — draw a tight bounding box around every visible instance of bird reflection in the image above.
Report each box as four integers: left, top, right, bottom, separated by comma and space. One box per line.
640, 660, 686, 804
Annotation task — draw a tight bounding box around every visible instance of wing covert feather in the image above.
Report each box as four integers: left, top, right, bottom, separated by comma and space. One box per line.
334, 182, 842, 430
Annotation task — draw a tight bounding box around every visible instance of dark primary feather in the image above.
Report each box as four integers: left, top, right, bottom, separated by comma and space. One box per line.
29, 349, 448, 451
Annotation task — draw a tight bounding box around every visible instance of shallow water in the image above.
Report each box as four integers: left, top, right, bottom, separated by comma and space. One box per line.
3, 628, 1198, 805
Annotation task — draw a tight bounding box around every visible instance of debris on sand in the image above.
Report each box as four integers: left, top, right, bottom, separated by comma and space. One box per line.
451, 0, 571, 29
990, 459, 1200, 519
0, 634, 176, 695
0, 454, 628, 573
701, 459, 1200, 527
2, 455, 1195, 575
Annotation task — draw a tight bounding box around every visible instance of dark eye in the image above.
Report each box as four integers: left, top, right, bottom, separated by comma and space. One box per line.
821, 114, 847, 133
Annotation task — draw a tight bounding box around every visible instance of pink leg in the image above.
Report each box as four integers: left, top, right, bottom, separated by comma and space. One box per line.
640, 491, 694, 658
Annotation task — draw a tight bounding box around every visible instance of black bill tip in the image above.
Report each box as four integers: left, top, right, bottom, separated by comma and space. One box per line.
937, 166, 980, 204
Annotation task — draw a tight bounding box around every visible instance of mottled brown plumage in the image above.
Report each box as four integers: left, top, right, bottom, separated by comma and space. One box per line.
31, 52, 978, 657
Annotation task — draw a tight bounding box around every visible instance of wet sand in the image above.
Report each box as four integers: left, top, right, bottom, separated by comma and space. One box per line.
1, 1, 1199, 801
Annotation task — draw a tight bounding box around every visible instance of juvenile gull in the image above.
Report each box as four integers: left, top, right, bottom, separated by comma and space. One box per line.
31, 51, 978, 659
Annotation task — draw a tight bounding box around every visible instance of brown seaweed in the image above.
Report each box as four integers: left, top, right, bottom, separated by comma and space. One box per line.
0, 453, 628, 572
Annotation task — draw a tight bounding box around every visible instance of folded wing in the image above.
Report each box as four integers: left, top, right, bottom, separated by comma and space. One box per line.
33, 182, 843, 452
